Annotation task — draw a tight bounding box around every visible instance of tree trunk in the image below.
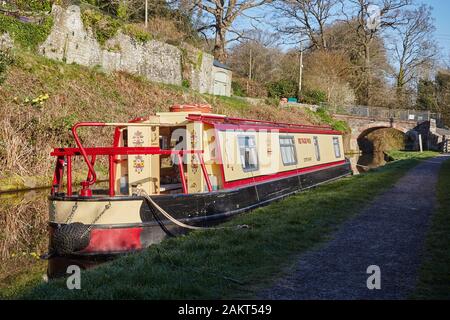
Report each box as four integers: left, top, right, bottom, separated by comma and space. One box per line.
213, 29, 227, 63
363, 43, 371, 105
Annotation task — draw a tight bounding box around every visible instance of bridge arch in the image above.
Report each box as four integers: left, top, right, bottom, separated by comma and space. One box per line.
357, 122, 409, 138
356, 123, 409, 154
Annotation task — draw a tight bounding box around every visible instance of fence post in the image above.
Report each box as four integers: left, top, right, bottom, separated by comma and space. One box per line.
419, 134, 423, 153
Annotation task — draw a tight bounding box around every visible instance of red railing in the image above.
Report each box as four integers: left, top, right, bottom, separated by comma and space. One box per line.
51, 122, 212, 197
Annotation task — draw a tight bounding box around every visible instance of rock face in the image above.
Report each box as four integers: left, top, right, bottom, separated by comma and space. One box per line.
39, 5, 217, 93
0, 32, 14, 51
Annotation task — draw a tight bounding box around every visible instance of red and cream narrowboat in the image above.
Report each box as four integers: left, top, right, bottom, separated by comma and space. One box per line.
47, 104, 351, 267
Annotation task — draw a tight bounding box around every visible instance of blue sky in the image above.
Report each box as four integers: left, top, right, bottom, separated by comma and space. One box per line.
427, 0, 450, 61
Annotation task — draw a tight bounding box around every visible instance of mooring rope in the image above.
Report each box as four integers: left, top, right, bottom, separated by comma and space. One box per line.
137, 189, 249, 232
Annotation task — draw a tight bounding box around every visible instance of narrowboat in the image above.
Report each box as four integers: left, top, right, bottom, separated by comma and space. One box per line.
47, 104, 352, 265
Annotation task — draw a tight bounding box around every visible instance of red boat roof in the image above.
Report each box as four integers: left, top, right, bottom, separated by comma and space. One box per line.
186, 114, 343, 135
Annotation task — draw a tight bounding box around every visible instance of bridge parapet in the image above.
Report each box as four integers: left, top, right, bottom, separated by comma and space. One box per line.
325, 105, 441, 124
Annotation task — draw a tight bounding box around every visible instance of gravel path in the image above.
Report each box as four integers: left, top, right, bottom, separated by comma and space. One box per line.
259, 156, 450, 300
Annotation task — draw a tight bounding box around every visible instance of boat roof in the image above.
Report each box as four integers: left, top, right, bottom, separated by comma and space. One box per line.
186, 114, 342, 135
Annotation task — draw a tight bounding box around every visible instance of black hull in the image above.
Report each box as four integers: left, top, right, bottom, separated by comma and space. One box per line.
150, 161, 351, 226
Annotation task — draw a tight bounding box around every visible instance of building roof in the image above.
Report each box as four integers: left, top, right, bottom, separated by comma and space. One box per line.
213, 59, 232, 71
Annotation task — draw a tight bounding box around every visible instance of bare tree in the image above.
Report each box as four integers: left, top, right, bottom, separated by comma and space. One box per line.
390, 4, 437, 91
340, 0, 412, 105
228, 30, 281, 83
273, 0, 338, 49
190, 0, 273, 62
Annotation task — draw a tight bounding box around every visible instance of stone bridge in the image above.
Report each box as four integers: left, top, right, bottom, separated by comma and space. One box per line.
333, 114, 448, 153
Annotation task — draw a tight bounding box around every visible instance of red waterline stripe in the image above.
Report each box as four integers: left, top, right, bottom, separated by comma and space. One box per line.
223, 160, 347, 189
80, 227, 143, 253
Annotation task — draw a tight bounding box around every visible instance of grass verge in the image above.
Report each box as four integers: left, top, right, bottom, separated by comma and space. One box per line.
386, 150, 440, 161
16, 157, 432, 300
412, 157, 450, 299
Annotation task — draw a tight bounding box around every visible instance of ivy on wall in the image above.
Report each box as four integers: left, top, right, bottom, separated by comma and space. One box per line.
81, 9, 121, 46
0, 14, 54, 51
81, 8, 152, 46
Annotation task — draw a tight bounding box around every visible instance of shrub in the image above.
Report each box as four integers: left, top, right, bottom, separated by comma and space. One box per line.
0, 14, 54, 51
231, 81, 245, 97
301, 89, 327, 105
14, 0, 54, 11
123, 24, 151, 43
0, 50, 14, 84
116, 2, 128, 21
266, 79, 297, 99
232, 76, 267, 98
81, 9, 122, 45
314, 107, 350, 133
181, 79, 190, 88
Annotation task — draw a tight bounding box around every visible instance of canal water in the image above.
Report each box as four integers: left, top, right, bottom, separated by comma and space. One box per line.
347, 151, 391, 174
0, 151, 390, 283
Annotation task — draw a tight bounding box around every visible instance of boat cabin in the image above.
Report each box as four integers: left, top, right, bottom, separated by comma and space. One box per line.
50, 105, 346, 198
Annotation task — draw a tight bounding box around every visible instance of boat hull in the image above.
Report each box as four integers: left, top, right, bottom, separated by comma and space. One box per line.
48, 160, 352, 258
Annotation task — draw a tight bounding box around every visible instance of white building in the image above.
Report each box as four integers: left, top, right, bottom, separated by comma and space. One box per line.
212, 60, 232, 97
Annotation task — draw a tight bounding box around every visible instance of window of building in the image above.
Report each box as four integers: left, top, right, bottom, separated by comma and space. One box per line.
238, 136, 259, 172
313, 136, 320, 161
333, 137, 341, 158
279, 136, 297, 166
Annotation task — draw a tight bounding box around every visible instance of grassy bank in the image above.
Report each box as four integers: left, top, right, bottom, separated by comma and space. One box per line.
412, 158, 450, 299
386, 150, 440, 161
16, 157, 431, 300
0, 261, 46, 299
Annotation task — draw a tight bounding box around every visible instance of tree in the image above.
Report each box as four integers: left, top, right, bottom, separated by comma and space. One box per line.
417, 79, 438, 111
390, 4, 437, 92
416, 71, 450, 126
435, 71, 450, 125
302, 49, 356, 106
320, 20, 393, 107
190, 0, 273, 62
227, 30, 280, 83
273, 0, 338, 50
340, 0, 412, 105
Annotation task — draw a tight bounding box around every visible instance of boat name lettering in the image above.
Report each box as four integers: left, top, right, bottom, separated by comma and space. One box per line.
298, 138, 312, 144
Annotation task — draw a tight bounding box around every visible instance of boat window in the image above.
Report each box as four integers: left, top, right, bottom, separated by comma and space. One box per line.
333, 137, 341, 158
313, 136, 320, 161
238, 136, 259, 172
279, 136, 297, 166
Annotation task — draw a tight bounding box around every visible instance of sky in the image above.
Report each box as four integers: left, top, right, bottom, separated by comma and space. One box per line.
427, 0, 450, 62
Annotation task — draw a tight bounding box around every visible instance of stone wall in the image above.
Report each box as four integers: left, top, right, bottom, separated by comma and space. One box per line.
39, 5, 216, 93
